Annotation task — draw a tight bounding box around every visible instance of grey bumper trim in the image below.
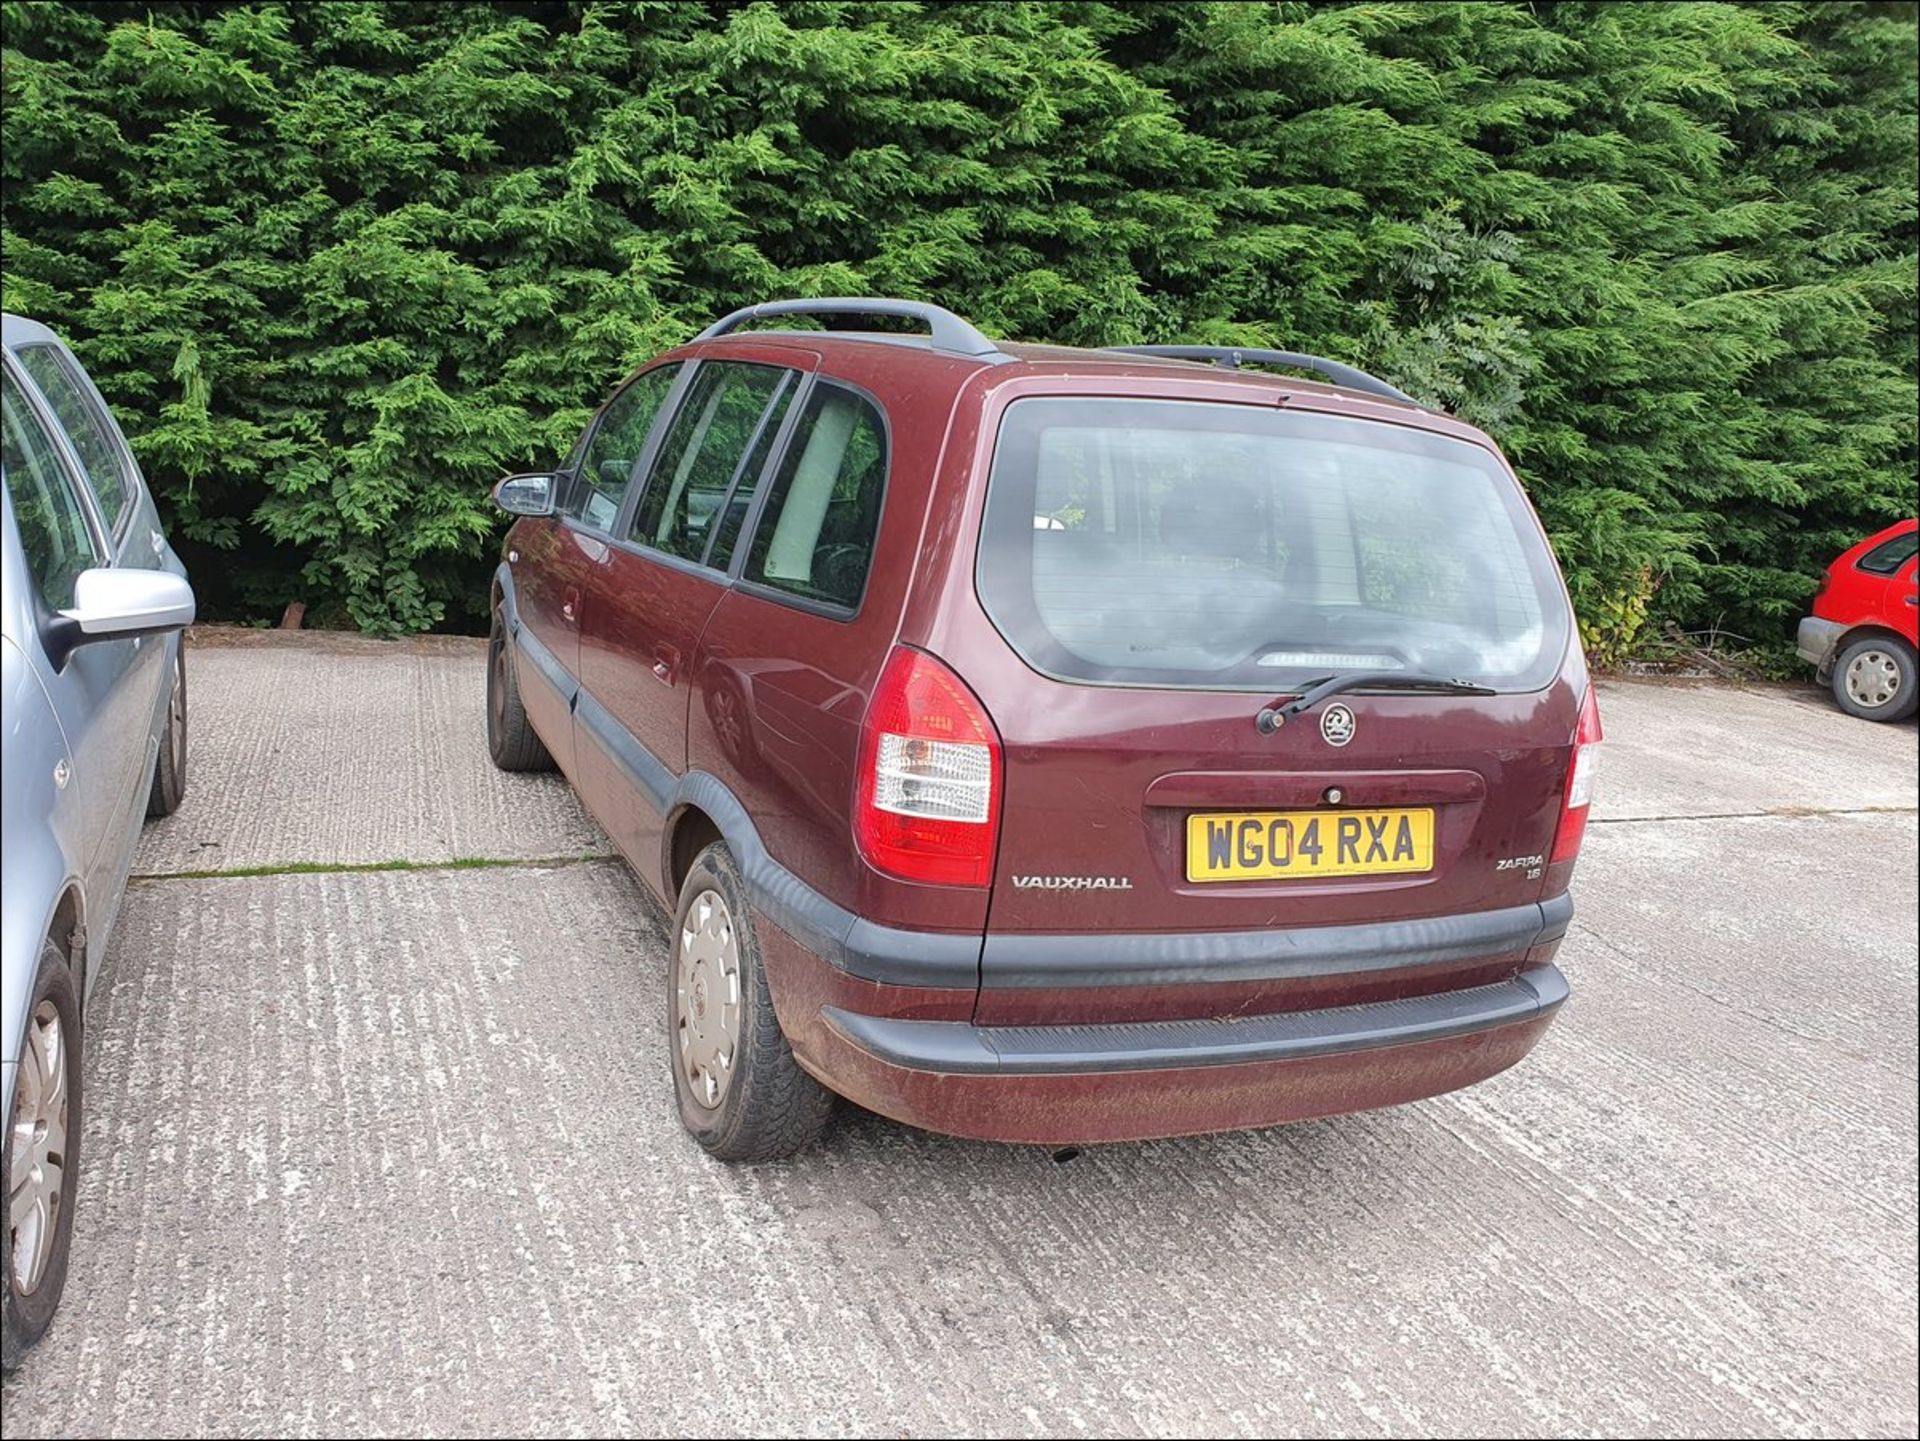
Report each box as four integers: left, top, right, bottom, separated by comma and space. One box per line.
1797, 615, 1846, 670
980, 892, 1573, 991
508, 617, 577, 711
824, 964, 1569, 1076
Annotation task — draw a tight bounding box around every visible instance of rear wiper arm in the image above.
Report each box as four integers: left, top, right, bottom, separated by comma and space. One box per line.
1256, 671, 1496, 734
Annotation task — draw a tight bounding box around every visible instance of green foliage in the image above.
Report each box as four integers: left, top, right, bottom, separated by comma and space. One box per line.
2, 0, 1914, 645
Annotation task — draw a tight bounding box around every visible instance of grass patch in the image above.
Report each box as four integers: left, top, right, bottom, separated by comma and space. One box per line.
133, 852, 615, 881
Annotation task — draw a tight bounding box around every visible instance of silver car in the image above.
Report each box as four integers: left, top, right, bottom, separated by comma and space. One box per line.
1, 315, 195, 1370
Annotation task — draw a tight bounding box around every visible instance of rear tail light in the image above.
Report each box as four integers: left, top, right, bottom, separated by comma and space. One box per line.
855, 646, 1003, 887
1551, 685, 1604, 865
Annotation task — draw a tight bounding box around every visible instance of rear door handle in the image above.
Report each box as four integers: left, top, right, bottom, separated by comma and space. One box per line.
651, 644, 679, 685
562, 584, 581, 626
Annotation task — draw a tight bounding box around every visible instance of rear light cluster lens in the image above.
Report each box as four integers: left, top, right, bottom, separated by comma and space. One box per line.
1551, 686, 1604, 865
874, 734, 992, 822
855, 647, 1003, 888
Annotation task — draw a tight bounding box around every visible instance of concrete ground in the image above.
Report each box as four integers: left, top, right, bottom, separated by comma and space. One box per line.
3, 633, 1914, 1438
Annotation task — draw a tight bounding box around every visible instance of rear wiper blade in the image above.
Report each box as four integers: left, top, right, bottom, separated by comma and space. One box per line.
1256, 671, 1496, 734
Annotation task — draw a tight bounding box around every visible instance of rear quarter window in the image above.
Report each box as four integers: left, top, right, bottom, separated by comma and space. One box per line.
976, 397, 1570, 692
742, 384, 887, 611
1856, 532, 1918, 576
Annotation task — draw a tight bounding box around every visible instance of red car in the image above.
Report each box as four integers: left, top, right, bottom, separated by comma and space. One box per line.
1797, 518, 1919, 722
486, 299, 1596, 1158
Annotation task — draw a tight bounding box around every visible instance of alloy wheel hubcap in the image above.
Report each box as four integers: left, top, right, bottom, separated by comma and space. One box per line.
1845, 650, 1901, 708
675, 889, 742, 1109
9, 1001, 68, 1296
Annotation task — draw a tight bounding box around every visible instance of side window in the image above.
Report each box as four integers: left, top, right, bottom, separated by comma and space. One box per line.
2, 369, 104, 611
559, 418, 593, 476
1856, 532, 1918, 576
630, 362, 789, 565
569, 363, 680, 532
15, 343, 133, 532
744, 385, 888, 610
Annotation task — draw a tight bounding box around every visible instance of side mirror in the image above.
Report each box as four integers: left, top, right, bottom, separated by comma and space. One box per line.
493, 472, 557, 517
46, 567, 196, 670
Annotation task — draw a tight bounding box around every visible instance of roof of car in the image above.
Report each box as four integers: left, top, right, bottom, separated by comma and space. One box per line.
1, 313, 64, 351
683, 300, 1428, 407
682, 328, 1426, 412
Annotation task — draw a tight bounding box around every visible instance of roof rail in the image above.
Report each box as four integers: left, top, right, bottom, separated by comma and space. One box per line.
1106, 345, 1419, 405
695, 297, 1007, 362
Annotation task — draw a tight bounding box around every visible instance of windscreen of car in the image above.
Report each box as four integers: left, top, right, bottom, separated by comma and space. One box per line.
976, 397, 1570, 692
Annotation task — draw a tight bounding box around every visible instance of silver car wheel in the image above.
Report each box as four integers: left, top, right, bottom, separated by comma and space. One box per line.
675, 889, 742, 1110
9, 1001, 68, 1297
1844, 649, 1902, 709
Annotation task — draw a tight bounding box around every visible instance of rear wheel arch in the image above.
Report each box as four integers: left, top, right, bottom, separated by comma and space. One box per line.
1836, 623, 1913, 652
5, 884, 86, 1056
661, 772, 789, 905
665, 804, 724, 903
48, 885, 85, 990
1815, 623, 1908, 678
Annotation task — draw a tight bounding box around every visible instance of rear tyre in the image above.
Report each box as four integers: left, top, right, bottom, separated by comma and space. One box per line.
487, 612, 554, 772
146, 645, 188, 818
1830, 636, 1918, 722
2, 942, 83, 1373
668, 843, 833, 1162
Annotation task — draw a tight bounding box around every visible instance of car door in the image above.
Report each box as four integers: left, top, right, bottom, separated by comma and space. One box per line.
1893, 555, 1918, 647
0, 363, 141, 916
507, 362, 685, 775
11, 342, 170, 861
574, 358, 801, 891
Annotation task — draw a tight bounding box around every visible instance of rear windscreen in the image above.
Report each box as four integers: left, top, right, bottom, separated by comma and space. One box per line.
976, 398, 1570, 692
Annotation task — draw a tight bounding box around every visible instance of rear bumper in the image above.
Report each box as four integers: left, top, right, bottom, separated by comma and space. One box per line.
1798, 615, 1846, 672
825, 965, 1566, 1076
757, 897, 1572, 1144
801, 967, 1565, 1145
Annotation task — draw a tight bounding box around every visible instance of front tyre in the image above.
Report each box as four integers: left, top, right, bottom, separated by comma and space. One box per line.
1831, 636, 1918, 722
2, 942, 83, 1372
668, 843, 832, 1162
146, 645, 188, 818
486, 612, 554, 772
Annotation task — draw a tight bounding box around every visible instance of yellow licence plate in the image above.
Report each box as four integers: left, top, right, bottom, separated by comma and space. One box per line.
1186, 809, 1435, 882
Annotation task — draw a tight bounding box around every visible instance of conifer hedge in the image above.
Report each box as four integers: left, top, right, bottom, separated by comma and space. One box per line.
2, 1, 1914, 652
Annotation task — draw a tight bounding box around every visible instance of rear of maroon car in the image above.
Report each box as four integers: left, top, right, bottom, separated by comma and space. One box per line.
777, 350, 1594, 1144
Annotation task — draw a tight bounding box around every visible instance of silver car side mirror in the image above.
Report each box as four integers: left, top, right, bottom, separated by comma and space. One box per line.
48, 567, 196, 669
493, 472, 557, 517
